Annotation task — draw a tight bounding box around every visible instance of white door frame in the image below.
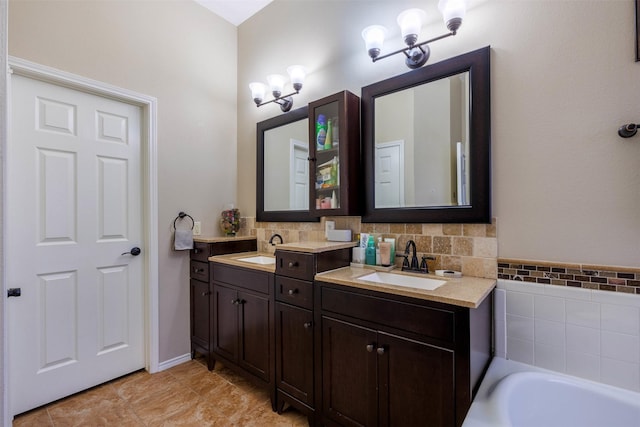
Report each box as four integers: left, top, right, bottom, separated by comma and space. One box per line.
4, 57, 159, 421
289, 138, 308, 210
375, 140, 405, 208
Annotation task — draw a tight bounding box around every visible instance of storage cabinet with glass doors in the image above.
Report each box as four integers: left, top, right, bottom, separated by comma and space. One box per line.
308, 90, 361, 217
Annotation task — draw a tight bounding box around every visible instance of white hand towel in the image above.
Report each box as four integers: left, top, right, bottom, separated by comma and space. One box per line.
174, 229, 193, 251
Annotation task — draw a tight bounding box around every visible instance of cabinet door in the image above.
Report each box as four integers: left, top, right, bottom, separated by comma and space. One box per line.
309, 90, 360, 217
378, 331, 455, 427
238, 291, 271, 382
322, 316, 377, 427
212, 284, 239, 362
190, 279, 210, 350
276, 302, 314, 405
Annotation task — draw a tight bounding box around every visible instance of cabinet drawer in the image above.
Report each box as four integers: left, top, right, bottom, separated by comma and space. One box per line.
321, 286, 455, 343
191, 241, 211, 262
212, 264, 271, 295
190, 260, 209, 282
276, 251, 315, 280
276, 276, 313, 310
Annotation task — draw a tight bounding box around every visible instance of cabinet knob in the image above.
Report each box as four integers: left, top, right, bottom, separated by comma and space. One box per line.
366, 344, 374, 353
194, 249, 200, 254
193, 267, 204, 273
231, 299, 240, 305
303, 322, 312, 329
201, 291, 211, 296
288, 261, 298, 268
288, 289, 298, 295
377, 346, 385, 355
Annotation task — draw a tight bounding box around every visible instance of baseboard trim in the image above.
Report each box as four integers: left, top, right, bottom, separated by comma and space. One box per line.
157, 353, 192, 372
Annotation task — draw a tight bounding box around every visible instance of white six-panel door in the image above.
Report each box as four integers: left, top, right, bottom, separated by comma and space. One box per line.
8, 74, 145, 415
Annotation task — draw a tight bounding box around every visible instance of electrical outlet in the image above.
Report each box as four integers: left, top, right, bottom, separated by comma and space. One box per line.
325, 220, 335, 238
193, 221, 202, 236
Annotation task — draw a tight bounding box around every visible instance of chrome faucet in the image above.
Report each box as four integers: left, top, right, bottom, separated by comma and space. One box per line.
268, 233, 283, 245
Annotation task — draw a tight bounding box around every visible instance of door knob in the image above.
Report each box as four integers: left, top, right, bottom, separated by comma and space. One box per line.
122, 247, 141, 256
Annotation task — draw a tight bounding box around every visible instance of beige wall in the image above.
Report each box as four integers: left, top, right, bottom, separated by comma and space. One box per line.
8, 0, 238, 363
239, 0, 640, 269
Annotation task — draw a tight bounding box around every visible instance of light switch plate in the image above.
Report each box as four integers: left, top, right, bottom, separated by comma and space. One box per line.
193, 221, 202, 236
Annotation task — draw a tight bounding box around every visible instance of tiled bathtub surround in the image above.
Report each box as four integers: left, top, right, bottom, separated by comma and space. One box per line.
238, 216, 498, 279
496, 279, 640, 392
498, 258, 640, 294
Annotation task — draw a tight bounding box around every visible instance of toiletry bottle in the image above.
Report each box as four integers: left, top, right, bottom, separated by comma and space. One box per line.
365, 235, 376, 265
316, 114, 327, 150
331, 190, 337, 208
325, 119, 333, 150
375, 236, 382, 265
331, 156, 338, 186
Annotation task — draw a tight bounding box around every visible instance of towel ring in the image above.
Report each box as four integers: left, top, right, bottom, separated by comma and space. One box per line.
173, 211, 194, 230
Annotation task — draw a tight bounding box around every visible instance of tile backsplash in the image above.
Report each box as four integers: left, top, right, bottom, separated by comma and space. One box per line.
238, 216, 498, 279
496, 279, 640, 392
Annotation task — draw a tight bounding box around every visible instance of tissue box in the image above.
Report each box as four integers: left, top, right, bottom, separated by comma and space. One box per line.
327, 229, 352, 242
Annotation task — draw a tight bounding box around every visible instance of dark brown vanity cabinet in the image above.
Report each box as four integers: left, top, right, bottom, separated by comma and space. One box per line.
189, 239, 257, 370
318, 282, 492, 427
211, 263, 275, 405
274, 248, 351, 423
309, 90, 361, 217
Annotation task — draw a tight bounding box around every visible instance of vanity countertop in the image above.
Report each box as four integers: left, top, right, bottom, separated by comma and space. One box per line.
194, 235, 257, 244
208, 251, 275, 273
274, 240, 357, 253
315, 266, 496, 309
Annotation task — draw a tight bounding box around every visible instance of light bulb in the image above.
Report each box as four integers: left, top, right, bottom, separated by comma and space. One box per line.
266, 74, 285, 98
249, 82, 265, 105
362, 25, 388, 59
397, 8, 426, 46
287, 65, 306, 92
438, 0, 467, 32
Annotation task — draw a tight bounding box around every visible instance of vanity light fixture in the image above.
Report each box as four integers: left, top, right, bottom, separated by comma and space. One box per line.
249, 65, 306, 112
362, 0, 468, 69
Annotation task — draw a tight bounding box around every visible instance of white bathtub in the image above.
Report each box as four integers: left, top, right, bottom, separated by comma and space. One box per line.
463, 357, 640, 427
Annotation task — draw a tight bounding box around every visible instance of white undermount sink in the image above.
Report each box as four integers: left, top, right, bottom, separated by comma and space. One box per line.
236, 255, 276, 265
358, 272, 446, 291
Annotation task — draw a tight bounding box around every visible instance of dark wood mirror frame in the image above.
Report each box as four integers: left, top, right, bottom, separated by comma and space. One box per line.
256, 106, 319, 222
361, 46, 491, 223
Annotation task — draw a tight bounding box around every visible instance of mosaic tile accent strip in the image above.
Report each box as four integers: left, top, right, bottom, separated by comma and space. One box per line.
498, 258, 640, 294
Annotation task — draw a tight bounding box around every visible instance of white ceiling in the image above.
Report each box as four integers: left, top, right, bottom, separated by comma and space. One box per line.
193, 0, 273, 26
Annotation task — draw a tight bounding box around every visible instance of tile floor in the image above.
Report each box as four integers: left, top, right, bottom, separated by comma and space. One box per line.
12, 357, 308, 426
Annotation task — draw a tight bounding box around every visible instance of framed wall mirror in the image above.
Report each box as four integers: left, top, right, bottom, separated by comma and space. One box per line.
257, 106, 319, 222
362, 46, 491, 223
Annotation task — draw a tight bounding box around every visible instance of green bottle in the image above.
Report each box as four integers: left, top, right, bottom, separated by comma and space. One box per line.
325, 119, 333, 150
365, 235, 376, 265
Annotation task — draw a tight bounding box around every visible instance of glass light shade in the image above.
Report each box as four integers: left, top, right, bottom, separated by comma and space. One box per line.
397, 8, 426, 45
266, 74, 286, 97
438, 0, 467, 26
249, 82, 266, 104
287, 65, 306, 91
361, 25, 388, 58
